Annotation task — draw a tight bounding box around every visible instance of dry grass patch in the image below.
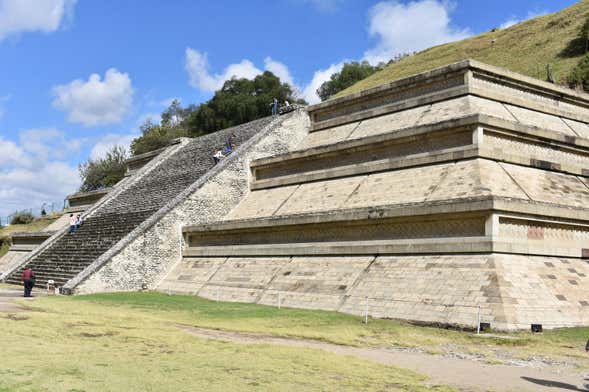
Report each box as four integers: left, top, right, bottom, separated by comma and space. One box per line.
0, 293, 454, 392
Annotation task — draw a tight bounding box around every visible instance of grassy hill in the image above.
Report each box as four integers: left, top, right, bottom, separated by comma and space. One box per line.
339, 0, 589, 97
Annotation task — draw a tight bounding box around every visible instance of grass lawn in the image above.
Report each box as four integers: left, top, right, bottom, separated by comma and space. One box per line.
71, 292, 589, 361
1, 292, 587, 391
0, 292, 455, 392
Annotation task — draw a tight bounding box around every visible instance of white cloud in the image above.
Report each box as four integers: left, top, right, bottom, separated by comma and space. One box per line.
184, 48, 344, 104
52, 68, 134, 127
363, 0, 471, 64
0, 131, 80, 218
0, 137, 25, 167
185, 48, 262, 92
0, 0, 76, 42
302, 62, 345, 104
500, 10, 548, 29
17, 127, 81, 162
264, 57, 296, 88
90, 132, 138, 160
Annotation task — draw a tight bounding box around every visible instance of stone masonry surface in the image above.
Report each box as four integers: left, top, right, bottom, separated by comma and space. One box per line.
76, 111, 309, 293
161, 254, 589, 330
175, 61, 589, 329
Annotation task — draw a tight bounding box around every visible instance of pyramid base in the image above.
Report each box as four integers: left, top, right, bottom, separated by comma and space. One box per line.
158, 253, 589, 331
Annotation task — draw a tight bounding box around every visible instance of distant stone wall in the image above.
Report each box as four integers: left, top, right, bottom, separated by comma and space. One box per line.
75, 111, 309, 293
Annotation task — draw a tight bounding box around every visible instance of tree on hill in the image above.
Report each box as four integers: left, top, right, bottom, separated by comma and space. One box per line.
184, 71, 303, 135
78, 145, 127, 192
567, 53, 589, 91
565, 14, 589, 92
316, 61, 385, 102
130, 100, 193, 156
130, 71, 304, 156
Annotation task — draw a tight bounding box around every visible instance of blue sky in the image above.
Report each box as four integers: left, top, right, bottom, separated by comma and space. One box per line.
0, 0, 579, 218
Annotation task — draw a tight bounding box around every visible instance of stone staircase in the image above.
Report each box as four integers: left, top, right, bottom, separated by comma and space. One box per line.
4, 115, 278, 289
4, 211, 153, 287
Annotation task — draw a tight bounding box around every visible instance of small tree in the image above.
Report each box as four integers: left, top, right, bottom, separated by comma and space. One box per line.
10, 211, 34, 225
567, 54, 589, 92
78, 145, 128, 192
316, 61, 386, 101
130, 119, 189, 156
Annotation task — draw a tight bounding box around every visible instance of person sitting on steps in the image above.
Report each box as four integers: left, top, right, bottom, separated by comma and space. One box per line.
213, 149, 225, 164
68, 213, 77, 234
76, 213, 84, 229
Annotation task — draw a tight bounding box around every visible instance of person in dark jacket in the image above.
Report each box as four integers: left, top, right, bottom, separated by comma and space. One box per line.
22, 267, 35, 297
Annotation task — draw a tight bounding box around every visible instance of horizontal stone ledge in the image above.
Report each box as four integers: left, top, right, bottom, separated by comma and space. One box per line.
183, 237, 494, 257
252, 115, 482, 167
308, 59, 589, 131
252, 147, 479, 190
66, 187, 111, 203
8, 245, 36, 252
184, 198, 495, 233
493, 241, 589, 258
310, 78, 469, 131
183, 197, 589, 235
10, 231, 55, 239
251, 115, 589, 189
183, 239, 589, 259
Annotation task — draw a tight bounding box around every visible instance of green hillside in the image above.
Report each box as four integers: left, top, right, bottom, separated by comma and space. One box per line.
339, 0, 589, 97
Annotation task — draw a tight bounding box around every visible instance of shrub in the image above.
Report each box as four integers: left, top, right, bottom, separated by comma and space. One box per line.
10, 211, 34, 225
78, 145, 128, 192
567, 54, 589, 92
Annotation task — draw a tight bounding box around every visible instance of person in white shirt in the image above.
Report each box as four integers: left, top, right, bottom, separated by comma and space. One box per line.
68, 214, 77, 234
213, 149, 225, 164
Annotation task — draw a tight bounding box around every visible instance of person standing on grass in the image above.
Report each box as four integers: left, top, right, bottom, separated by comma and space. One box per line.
68, 213, 77, 234
21, 267, 35, 297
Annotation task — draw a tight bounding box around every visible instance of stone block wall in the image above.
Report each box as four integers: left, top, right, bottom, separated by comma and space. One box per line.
161, 254, 589, 330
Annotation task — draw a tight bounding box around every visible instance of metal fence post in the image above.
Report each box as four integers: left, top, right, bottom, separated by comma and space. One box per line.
278, 291, 281, 309
476, 305, 481, 335
364, 296, 368, 324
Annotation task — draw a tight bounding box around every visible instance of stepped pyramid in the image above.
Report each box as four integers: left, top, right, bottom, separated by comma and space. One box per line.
2, 112, 308, 292
163, 60, 589, 330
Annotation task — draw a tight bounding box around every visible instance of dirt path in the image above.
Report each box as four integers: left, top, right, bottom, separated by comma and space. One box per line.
178, 325, 589, 392
0, 286, 42, 313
